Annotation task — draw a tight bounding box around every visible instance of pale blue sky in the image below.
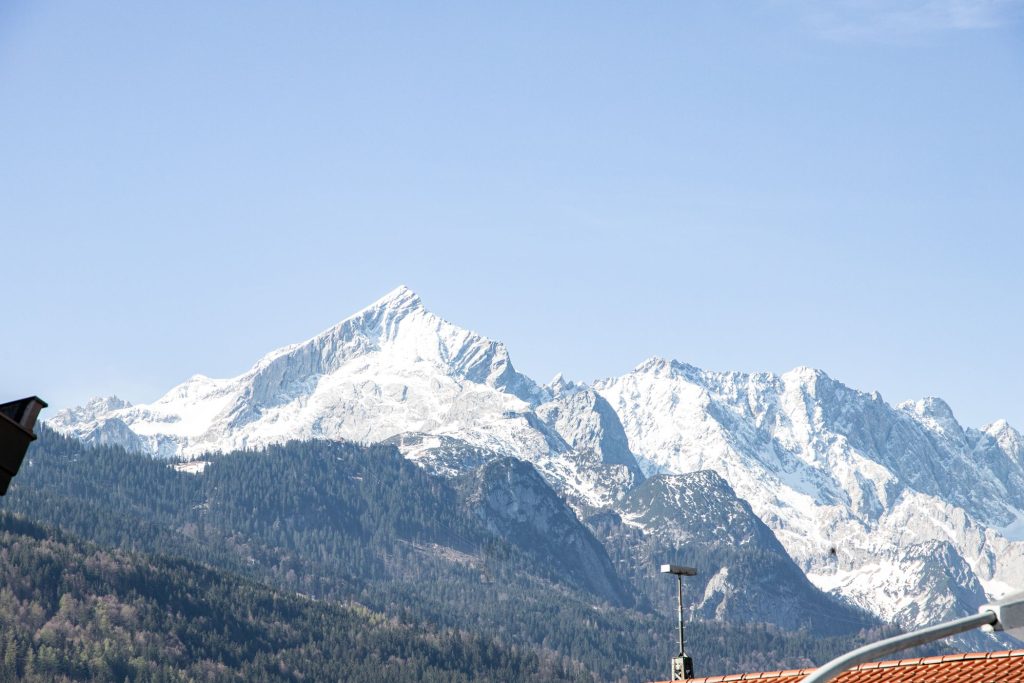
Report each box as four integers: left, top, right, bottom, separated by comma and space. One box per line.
2, 1, 1022, 429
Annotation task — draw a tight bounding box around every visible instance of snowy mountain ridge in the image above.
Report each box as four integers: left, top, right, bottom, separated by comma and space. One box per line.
53, 286, 546, 455
593, 357, 1024, 627
49, 286, 1024, 634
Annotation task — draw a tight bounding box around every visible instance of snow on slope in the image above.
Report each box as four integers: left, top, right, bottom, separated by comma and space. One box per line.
593, 358, 1024, 628
47, 286, 634, 509
51, 286, 546, 456
533, 380, 645, 511
49, 287, 1024, 633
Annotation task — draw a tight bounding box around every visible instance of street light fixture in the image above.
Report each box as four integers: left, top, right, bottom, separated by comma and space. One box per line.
0, 396, 47, 495
802, 590, 1024, 683
661, 563, 698, 680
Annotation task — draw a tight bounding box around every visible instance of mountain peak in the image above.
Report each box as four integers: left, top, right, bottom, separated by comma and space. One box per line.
50, 395, 132, 426
633, 356, 693, 376
302, 285, 427, 351
783, 365, 827, 383
984, 418, 1017, 436
899, 397, 960, 427
547, 373, 584, 397
362, 284, 423, 315
983, 419, 1023, 462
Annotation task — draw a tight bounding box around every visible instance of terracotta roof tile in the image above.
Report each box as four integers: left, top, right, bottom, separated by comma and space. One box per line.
651, 648, 1024, 683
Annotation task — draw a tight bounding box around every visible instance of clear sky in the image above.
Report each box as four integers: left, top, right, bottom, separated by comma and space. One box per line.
2, 1, 1022, 429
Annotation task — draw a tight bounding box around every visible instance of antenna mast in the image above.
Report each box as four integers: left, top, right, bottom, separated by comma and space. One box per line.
660, 563, 697, 680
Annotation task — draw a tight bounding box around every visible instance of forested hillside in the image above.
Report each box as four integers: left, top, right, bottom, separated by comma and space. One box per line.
0, 512, 578, 682
0, 429, 900, 681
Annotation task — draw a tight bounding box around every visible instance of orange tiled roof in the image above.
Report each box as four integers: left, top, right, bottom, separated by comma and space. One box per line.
652, 649, 1024, 683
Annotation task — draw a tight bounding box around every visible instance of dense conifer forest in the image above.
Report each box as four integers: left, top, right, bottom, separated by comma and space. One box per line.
0, 429, 899, 681
0, 512, 578, 682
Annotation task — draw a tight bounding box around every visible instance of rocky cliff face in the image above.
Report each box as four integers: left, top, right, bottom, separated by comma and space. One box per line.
534, 383, 646, 512
459, 457, 635, 607
598, 470, 877, 635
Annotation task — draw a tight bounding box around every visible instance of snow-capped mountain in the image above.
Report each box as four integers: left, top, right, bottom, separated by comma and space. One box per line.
51, 286, 546, 457
48, 286, 633, 509
50, 286, 1024, 635
594, 359, 1024, 629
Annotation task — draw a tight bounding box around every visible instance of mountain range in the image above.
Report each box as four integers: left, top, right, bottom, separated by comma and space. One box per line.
49, 285, 1024, 640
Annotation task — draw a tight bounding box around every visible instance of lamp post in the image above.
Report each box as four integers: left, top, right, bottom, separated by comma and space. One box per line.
801, 591, 1024, 683
661, 563, 698, 680
0, 396, 47, 495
